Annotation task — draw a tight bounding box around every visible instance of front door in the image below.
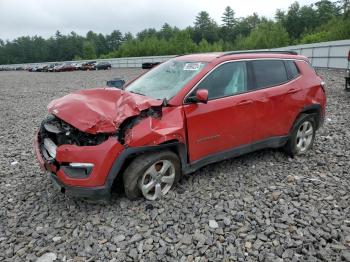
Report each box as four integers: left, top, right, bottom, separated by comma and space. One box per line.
183, 61, 256, 162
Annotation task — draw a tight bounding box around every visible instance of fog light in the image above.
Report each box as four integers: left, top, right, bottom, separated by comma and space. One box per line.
62, 163, 94, 178
69, 163, 94, 168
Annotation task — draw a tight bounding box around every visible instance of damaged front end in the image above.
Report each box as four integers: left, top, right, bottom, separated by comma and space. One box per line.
39, 114, 110, 155
34, 87, 186, 197
35, 114, 124, 189
116, 106, 162, 145
38, 115, 114, 179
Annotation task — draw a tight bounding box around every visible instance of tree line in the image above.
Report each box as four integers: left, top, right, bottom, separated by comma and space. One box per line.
0, 0, 349, 64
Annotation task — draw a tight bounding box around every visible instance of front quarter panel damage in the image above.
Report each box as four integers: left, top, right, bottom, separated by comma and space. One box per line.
47, 88, 163, 134
124, 106, 186, 147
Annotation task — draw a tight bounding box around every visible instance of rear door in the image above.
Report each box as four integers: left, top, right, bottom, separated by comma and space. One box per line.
184, 61, 256, 162
249, 59, 302, 142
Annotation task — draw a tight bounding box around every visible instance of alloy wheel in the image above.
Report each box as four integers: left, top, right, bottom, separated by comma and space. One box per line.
138, 160, 175, 200
295, 121, 314, 153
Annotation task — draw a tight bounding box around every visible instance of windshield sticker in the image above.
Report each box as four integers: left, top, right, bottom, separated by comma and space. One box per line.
183, 63, 201, 71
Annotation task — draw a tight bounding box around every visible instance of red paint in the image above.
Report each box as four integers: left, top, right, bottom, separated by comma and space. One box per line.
55, 138, 123, 187
35, 52, 326, 194
184, 93, 255, 161
125, 106, 186, 147
48, 88, 162, 134
195, 89, 208, 103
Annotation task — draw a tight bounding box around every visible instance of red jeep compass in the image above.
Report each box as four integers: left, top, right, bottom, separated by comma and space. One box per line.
34, 51, 326, 201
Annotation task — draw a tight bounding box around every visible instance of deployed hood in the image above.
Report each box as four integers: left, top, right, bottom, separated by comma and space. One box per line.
48, 88, 163, 134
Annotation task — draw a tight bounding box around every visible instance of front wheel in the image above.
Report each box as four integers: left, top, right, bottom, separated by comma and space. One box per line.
123, 151, 181, 200
284, 114, 316, 156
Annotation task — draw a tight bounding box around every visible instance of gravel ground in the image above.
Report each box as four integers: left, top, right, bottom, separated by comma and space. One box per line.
0, 68, 349, 262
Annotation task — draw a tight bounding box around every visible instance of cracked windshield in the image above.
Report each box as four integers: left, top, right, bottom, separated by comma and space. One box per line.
125, 60, 207, 100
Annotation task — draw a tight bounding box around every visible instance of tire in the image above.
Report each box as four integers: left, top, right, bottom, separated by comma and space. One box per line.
123, 151, 181, 200
284, 114, 316, 156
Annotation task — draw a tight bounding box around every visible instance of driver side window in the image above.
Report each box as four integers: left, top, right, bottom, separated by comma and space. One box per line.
197, 61, 247, 100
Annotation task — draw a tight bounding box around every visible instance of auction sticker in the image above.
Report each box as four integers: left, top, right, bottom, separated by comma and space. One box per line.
183, 63, 201, 71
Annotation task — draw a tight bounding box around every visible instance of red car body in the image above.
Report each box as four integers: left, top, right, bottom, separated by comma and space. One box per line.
34, 52, 326, 199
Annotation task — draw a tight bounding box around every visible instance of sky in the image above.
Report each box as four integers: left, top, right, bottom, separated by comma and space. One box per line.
0, 0, 318, 41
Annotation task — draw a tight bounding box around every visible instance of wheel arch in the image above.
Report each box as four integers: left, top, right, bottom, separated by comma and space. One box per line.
291, 104, 323, 133
107, 141, 188, 193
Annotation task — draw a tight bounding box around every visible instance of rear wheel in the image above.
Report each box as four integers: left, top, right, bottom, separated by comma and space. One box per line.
284, 114, 316, 156
123, 151, 181, 200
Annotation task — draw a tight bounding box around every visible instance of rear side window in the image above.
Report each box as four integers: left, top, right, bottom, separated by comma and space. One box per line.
251, 60, 288, 89
284, 60, 300, 79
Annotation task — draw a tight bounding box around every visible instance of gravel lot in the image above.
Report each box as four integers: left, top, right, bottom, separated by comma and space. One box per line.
0, 68, 349, 261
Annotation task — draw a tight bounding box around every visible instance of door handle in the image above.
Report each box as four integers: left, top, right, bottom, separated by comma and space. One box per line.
287, 88, 298, 94
237, 100, 253, 106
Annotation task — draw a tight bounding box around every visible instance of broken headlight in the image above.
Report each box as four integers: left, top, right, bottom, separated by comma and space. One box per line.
39, 115, 110, 148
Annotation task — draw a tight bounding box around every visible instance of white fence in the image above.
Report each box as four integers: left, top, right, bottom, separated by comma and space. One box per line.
108, 55, 175, 68
1, 39, 350, 70
275, 39, 350, 69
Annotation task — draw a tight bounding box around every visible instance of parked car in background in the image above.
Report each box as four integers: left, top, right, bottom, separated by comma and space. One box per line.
59, 63, 76, 72
42, 65, 50, 72
48, 63, 60, 72
93, 61, 112, 70
74, 62, 84, 71
35, 64, 46, 72
142, 62, 161, 69
82, 61, 96, 71
29, 65, 41, 72
53, 64, 63, 72
35, 51, 326, 201
106, 77, 125, 89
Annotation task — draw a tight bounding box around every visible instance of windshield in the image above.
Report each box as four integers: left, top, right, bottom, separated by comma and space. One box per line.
125, 60, 207, 100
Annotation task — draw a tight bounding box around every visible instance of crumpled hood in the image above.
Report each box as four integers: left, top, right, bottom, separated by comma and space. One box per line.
48, 88, 163, 134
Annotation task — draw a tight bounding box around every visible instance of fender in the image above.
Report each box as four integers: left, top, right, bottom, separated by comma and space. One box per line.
291, 104, 323, 132
105, 142, 188, 189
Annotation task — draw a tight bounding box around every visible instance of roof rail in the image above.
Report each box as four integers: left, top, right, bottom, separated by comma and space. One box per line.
220, 50, 298, 57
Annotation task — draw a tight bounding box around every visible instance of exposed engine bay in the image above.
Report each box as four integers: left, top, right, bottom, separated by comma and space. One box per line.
39, 106, 163, 161
39, 115, 110, 150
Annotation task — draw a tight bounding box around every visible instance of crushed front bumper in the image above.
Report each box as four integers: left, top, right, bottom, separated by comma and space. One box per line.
48, 172, 110, 199
34, 131, 124, 198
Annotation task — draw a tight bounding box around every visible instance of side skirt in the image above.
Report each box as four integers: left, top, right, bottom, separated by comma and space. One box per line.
182, 136, 289, 175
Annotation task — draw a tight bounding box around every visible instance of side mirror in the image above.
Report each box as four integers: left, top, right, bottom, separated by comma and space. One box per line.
195, 89, 208, 104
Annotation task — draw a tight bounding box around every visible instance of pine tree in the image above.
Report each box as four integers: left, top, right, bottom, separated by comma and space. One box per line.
193, 11, 219, 43
221, 6, 236, 29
